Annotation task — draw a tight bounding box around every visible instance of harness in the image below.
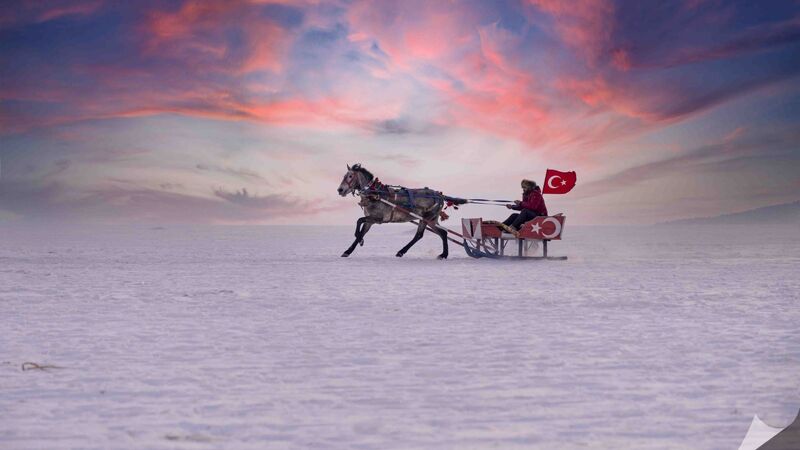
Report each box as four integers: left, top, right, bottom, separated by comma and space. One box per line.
357, 177, 454, 221
401, 187, 415, 210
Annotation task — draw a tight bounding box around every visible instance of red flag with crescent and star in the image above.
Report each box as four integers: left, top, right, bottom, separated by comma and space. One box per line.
542, 169, 577, 194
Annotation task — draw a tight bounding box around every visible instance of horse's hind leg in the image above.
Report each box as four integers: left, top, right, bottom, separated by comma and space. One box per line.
436, 227, 449, 260
396, 221, 426, 258
342, 218, 371, 257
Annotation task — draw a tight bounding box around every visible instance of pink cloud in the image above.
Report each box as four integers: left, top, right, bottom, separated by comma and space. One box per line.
0, 0, 104, 26
525, 0, 615, 64
5, 0, 795, 165
0, 1, 675, 151
341, 2, 646, 154
36, 0, 104, 22
143, 1, 289, 73
346, 4, 563, 146
346, 0, 479, 69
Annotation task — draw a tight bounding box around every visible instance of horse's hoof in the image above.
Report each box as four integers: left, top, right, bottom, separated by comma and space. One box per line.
437, 254, 448, 260
396, 252, 404, 258
359, 240, 364, 246
341, 252, 350, 257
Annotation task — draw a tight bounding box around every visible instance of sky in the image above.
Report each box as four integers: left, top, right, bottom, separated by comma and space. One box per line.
1, 0, 799, 225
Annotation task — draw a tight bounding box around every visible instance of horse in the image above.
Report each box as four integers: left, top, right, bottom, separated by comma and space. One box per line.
337, 164, 450, 259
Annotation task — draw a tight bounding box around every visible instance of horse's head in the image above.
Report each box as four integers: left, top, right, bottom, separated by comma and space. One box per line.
337, 163, 371, 196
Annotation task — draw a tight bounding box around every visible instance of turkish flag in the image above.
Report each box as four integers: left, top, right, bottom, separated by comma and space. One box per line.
542, 169, 577, 194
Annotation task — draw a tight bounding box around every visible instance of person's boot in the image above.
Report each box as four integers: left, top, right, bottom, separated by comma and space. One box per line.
500, 223, 520, 237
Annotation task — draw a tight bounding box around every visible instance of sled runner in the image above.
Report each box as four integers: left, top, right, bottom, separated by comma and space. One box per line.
461, 216, 568, 260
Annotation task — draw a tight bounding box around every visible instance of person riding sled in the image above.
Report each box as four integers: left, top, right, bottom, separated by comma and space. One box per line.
502, 179, 548, 235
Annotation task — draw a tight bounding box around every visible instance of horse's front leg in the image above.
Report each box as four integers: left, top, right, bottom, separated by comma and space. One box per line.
396, 220, 426, 258
342, 218, 372, 257
354, 216, 367, 246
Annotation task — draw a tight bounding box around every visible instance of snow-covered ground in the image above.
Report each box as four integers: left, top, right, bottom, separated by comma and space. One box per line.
1, 223, 799, 449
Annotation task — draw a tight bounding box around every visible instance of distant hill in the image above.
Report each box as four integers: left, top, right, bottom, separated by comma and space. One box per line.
661, 201, 800, 225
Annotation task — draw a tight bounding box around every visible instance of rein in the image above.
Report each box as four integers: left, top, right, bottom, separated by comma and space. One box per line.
351, 169, 513, 208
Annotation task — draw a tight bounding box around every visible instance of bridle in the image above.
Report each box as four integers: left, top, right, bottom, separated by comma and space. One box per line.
341, 165, 381, 197
342, 170, 361, 195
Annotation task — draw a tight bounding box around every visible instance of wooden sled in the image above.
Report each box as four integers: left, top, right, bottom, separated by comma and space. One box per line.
461, 215, 568, 260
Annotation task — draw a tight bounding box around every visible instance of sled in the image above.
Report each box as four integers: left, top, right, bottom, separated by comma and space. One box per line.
461, 215, 568, 260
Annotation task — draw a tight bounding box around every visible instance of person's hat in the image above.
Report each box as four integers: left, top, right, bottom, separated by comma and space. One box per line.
521, 179, 537, 188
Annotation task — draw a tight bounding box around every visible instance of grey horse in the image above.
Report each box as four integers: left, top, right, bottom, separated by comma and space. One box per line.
337, 164, 450, 259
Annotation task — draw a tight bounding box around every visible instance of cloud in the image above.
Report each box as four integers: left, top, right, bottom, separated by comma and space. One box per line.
196, 163, 267, 182
524, 0, 615, 64
159, 182, 184, 191
36, 0, 104, 23
346, 0, 480, 68
370, 118, 413, 135
0, 180, 340, 223
2, 1, 800, 224
607, 5, 800, 70
521, 0, 800, 130
142, 1, 291, 74
4, 0, 798, 147
213, 187, 295, 209
378, 154, 420, 168
574, 125, 800, 199
676, 17, 800, 65
0, 0, 104, 27
558, 57, 800, 125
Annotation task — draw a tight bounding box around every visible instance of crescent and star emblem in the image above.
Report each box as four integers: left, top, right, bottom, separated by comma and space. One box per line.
547, 175, 562, 189
537, 217, 562, 239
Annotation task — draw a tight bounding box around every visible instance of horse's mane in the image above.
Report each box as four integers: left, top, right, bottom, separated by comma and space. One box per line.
352, 164, 374, 181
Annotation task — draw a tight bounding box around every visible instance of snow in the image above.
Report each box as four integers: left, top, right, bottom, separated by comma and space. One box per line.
1, 223, 799, 449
